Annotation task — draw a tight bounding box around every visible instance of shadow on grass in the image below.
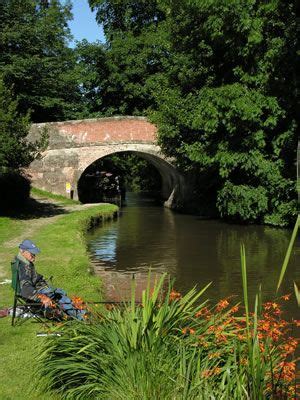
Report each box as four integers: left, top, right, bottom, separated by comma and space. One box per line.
0, 197, 70, 220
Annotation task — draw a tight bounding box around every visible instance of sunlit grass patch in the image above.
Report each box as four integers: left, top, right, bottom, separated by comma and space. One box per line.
31, 187, 80, 205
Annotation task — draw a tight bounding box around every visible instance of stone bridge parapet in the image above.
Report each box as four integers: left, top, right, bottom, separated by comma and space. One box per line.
29, 116, 157, 149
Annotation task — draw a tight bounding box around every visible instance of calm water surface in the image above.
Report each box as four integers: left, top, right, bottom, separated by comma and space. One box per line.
86, 193, 299, 317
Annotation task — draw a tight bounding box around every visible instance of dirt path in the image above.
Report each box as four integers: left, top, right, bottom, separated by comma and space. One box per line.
0, 197, 103, 278
2, 199, 97, 249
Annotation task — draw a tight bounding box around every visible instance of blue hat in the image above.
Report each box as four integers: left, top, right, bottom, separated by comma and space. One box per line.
19, 239, 41, 254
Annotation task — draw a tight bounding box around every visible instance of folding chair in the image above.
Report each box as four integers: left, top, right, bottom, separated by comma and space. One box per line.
11, 258, 45, 326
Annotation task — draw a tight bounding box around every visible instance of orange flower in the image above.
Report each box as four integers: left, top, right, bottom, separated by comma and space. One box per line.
182, 327, 195, 335
208, 352, 221, 360
201, 367, 221, 378
201, 369, 211, 378
260, 320, 270, 332
273, 308, 283, 316
277, 361, 296, 383
259, 343, 265, 353
281, 338, 298, 355
229, 305, 239, 314
198, 337, 209, 348
281, 294, 291, 301
212, 367, 222, 375
263, 301, 280, 311
216, 333, 227, 343
71, 295, 85, 310
169, 290, 181, 301
216, 299, 229, 312
195, 307, 210, 318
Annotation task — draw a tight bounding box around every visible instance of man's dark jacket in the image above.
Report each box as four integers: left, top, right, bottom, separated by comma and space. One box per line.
14, 253, 48, 300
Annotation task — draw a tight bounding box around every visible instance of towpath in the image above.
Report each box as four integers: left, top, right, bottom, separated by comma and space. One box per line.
0, 196, 103, 278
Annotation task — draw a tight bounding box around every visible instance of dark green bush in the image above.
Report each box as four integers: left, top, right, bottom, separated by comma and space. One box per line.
0, 170, 30, 214
217, 182, 269, 223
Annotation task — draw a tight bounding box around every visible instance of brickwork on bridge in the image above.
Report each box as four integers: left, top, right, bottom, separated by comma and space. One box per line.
27, 117, 186, 207
54, 117, 157, 144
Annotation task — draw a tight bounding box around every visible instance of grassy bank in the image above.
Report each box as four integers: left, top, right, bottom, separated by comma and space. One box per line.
0, 217, 25, 247
0, 203, 118, 400
31, 187, 81, 205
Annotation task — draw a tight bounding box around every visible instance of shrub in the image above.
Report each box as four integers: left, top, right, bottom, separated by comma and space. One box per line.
217, 182, 269, 223
35, 275, 298, 399
0, 170, 30, 214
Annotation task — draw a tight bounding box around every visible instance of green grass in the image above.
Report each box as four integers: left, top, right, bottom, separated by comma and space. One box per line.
0, 203, 118, 400
0, 217, 24, 243
31, 187, 81, 205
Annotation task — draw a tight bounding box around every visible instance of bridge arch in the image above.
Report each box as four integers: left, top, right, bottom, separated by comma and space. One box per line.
27, 117, 186, 208
76, 147, 182, 204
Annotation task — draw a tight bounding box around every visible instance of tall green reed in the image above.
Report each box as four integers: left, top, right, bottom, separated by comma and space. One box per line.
34, 268, 297, 399
277, 214, 299, 305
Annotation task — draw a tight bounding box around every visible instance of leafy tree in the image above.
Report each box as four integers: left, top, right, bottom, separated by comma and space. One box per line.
74, 40, 109, 117
0, 78, 47, 213
85, 0, 298, 225
151, 0, 298, 226
0, 0, 82, 122
88, 0, 169, 115
0, 78, 35, 170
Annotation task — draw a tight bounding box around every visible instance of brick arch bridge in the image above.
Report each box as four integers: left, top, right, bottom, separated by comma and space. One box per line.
28, 117, 186, 208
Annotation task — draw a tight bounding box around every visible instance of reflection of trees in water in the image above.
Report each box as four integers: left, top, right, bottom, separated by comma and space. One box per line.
87, 206, 299, 317
217, 226, 289, 269
88, 203, 178, 278
215, 224, 295, 300
113, 206, 178, 272
169, 219, 297, 305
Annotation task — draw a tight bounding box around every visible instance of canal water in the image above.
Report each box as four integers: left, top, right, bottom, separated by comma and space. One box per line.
86, 193, 299, 317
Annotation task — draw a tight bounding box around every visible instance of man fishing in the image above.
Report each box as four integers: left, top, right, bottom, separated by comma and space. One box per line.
13, 239, 86, 321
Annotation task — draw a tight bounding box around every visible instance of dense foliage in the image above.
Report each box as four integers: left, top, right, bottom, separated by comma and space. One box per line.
0, 78, 43, 213
86, 0, 298, 226
0, 170, 31, 213
0, 0, 82, 211
0, 0, 82, 122
0, 79, 31, 170
0, 0, 298, 224
87, 0, 168, 115
35, 275, 298, 399
0, 0, 73, 212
